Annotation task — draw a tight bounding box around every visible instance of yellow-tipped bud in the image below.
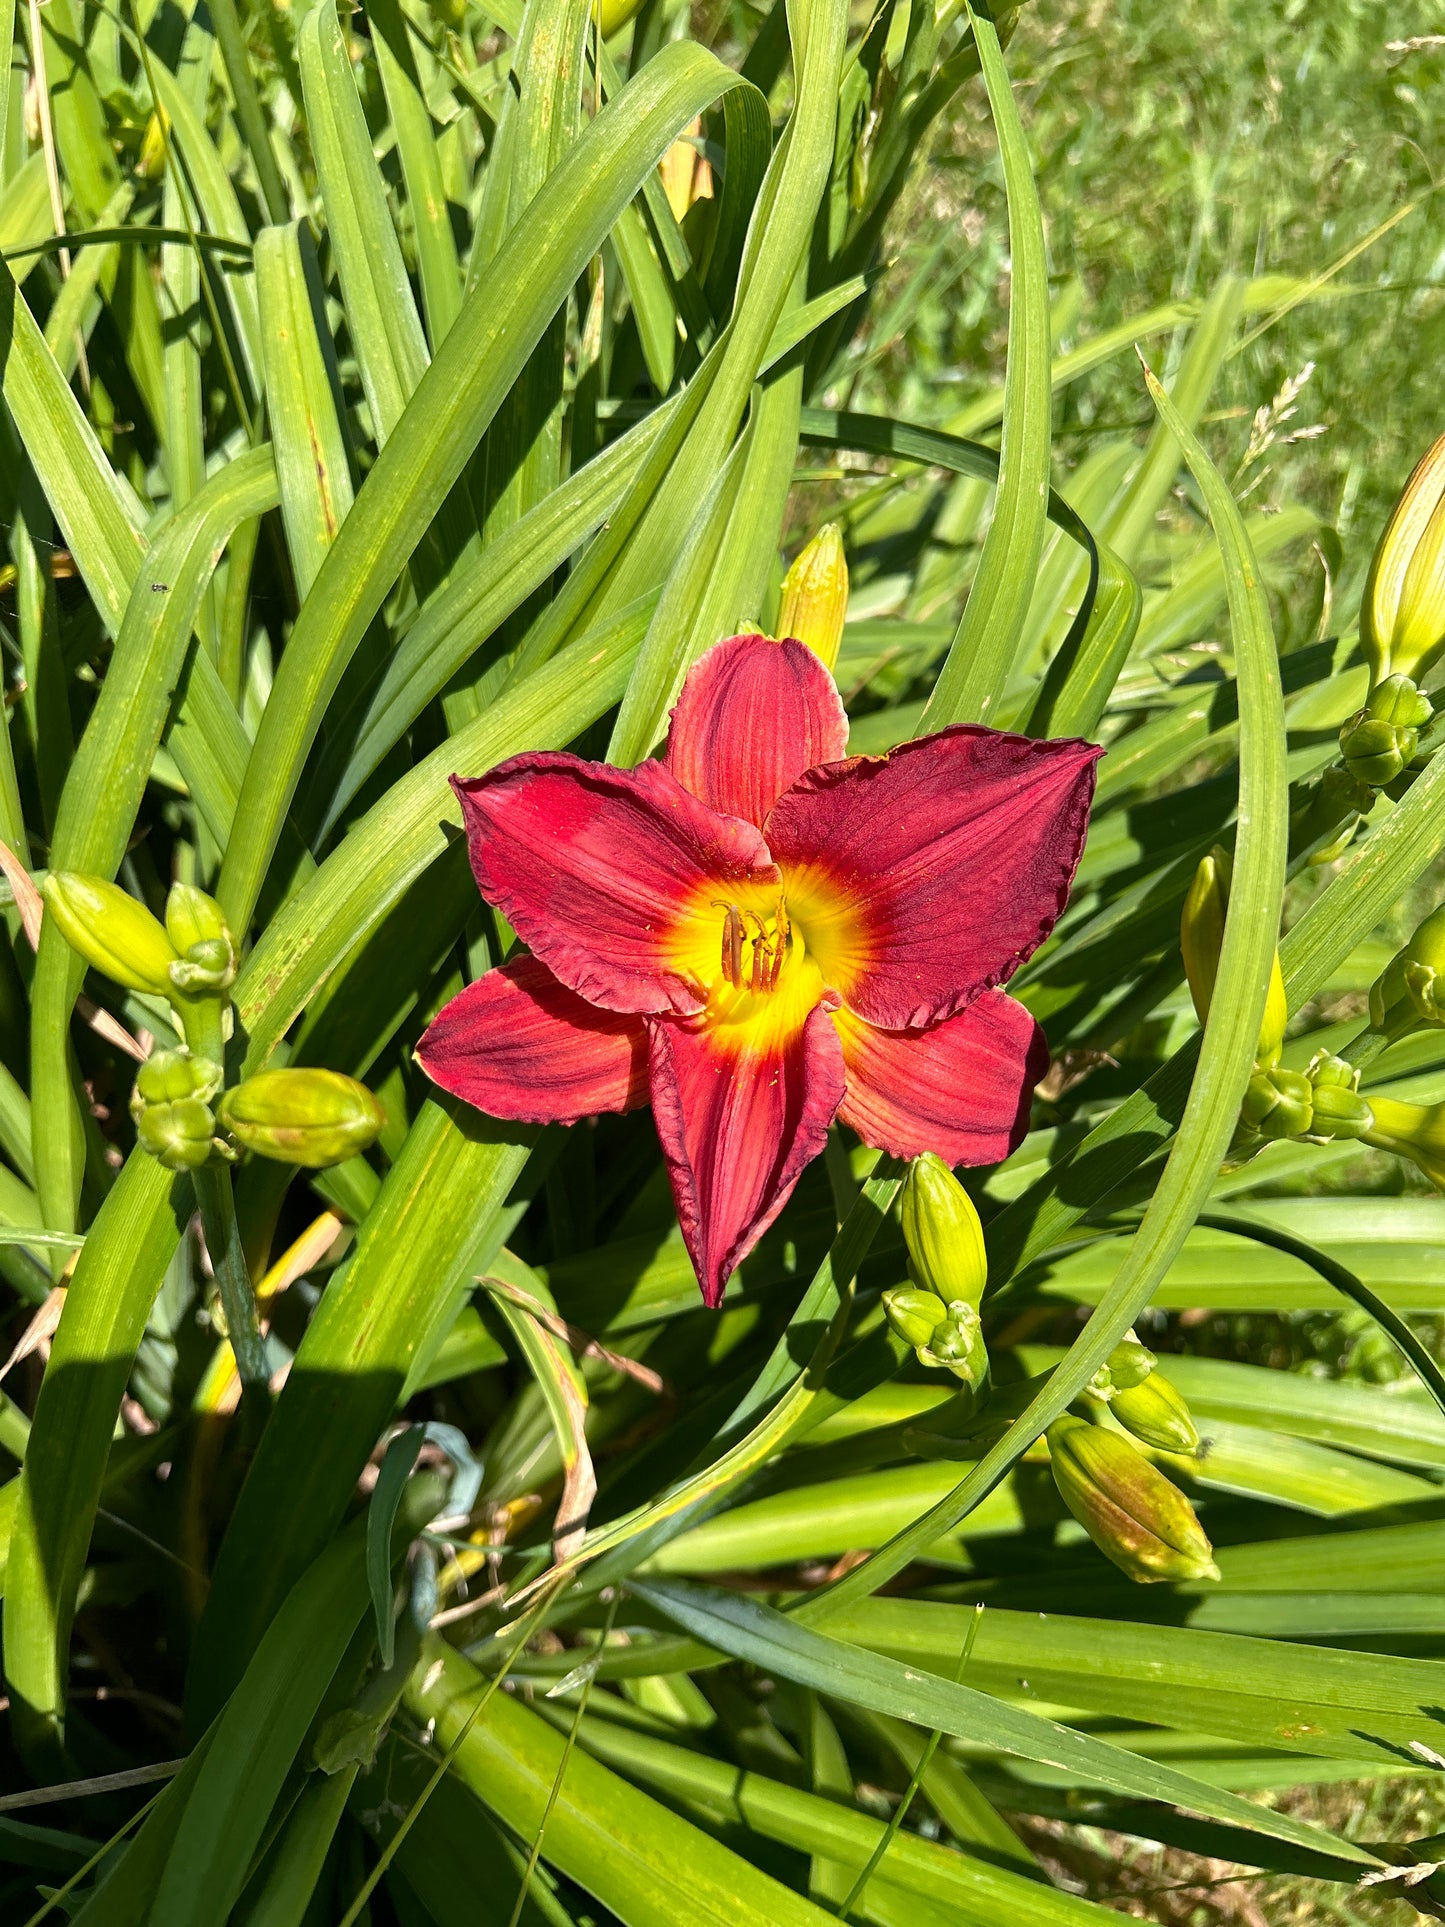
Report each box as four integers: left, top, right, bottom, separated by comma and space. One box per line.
900, 1153, 987, 1308
595, 0, 643, 35
219, 1069, 386, 1168
776, 525, 849, 673
660, 120, 714, 224
137, 106, 170, 182
44, 873, 179, 996
1046, 1416, 1219, 1585
1180, 849, 1287, 1065
1363, 432, 1445, 685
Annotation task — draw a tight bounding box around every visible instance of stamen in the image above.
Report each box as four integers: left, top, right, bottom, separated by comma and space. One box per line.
714, 903, 745, 988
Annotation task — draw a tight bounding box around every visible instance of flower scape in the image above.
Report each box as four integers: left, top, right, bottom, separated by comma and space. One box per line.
418, 631, 1100, 1306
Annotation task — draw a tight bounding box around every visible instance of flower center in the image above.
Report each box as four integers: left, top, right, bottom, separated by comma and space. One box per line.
713, 896, 794, 994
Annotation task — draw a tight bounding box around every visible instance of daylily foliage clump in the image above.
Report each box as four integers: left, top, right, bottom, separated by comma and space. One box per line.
420, 632, 1099, 1304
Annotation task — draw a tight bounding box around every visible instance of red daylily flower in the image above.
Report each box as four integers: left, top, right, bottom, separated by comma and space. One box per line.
417, 634, 1100, 1307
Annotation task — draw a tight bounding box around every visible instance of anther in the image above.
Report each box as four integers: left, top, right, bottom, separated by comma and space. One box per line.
715, 903, 744, 988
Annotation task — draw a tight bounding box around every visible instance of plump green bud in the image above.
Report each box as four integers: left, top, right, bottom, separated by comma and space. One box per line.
134, 1049, 223, 1108
44, 872, 179, 995
1338, 676, 1433, 787
135, 1098, 218, 1170
1100, 1331, 1156, 1391
136, 106, 169, 182
1303, 1053, 1374, 1140
1370, 903, 1445, 1037
900, 1153, 987, 1309
1180, 850, 1287, 1065
219, 1069, 386, 1168
1110, 1374, 1200, 1454
1363, 1096, 1445, 1190
882, 1286, 948, 1351
164, 884, 237, 994
1362, 432, 1445, 686
917, 1300, 989, 1391
130, 1050, 225, 1170
595, 0, 644, 34
776, 525, 849, 673
1239, 1066, 1314, 1141
1046, 1416, 1220, 1585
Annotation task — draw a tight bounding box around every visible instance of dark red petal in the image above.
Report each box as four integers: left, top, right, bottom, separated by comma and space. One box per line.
648, 1003, 846, 1308
835, 992, 1047, 1165
766, 725, 1100, 1029
416, 956, 649, 1125
664, 633, 849, 829
452, 754, 779, 1018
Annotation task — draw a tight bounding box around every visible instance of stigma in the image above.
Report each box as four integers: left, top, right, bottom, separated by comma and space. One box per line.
715, 898, 792, 993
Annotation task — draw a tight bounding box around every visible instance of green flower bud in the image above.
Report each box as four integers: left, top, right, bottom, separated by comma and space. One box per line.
596, 0, 644, 34
130, 1050, 225, 1170
219, 1069, 386, 1168
134, 1048, 223, 1108
1239, 1066, 1313, 1141
1046, 1416, 1219, 1585
136, 105, 170, 182
1180, 850, 1287, 1064
1109, 1374, 1200, 1455
777, 525, 848, 673
135, 1097, 218, 1171
43, 872, 179, 995
1302, 1053, 1374, 1141
900, 1153, 987, 1309
917, 1300, 989, 1391
1370, 903, 1445, 1036
1338, 677, 1432, 788
1099, 1331, 1156, 1392
1362, 432, 1445, 686
882, 1286, 948, 1351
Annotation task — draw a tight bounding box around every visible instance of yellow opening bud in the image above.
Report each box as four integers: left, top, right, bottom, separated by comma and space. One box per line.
44, 873, 179, 995
219, 1069, 386, 1168
900, 1153, 987, 1308
595, 0, 643, 36
1363, 433, 1445, 686
1046, 1416, 1219, 1585
1179, 849, 1286, 1065
776, 525, 849, 673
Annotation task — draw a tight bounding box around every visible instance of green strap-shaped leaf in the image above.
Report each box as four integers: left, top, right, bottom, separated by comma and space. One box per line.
299, 0, 430, 447
145, 55, 263, 395
606, 0, 846, 762
216, 38, 760, 936
367, 1424, 425, 1668
576, 1704, 1138, 1926
635, 1580, 1377, 1872
925, 1, 1050, 729
323, 408, 675, 829
1026, 542, 1143, 740
255, 222, 355, 599
368, 0, 463, 350
802, 359, 1289, 1621
405, 1634, 841, 1927
3, 1156, 184, 1770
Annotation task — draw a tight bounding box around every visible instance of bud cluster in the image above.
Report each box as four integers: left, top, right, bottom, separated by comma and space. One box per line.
44, 872, 384, 1174
883, 1153, 989, 1392
1085, 1333, 1200, 1454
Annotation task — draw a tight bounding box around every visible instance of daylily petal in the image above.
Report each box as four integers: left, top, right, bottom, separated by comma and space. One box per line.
453, 755, 779, 1017
665, 633, 849, 829
416, 956, 649, 1124
766, 725, 1100, 1029
834, 993, 1047, 1164
648, 999, 846, 1308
